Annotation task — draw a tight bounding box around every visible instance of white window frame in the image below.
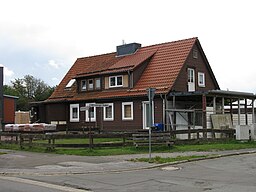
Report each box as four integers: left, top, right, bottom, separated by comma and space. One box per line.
198, 72, 205, 87
122, 102, 133, 120
109, 75, 123, 88
81, 80, 87, 91
70, 104, 79, 122
88, 79, 94, 90
85, 103, 96, 122
95, 78, 101, 89
103, 103, 114, 121
66, 79, 76, 88
188, 68, 195, 83
142, 101, 154, 129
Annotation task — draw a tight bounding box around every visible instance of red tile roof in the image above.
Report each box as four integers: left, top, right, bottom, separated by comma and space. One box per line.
48, 37, 197, 102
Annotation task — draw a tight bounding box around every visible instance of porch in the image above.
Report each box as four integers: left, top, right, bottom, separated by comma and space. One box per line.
165, 90, 256, 140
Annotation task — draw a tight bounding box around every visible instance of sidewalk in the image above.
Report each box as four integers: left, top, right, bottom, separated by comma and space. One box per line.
1, 148, 256, 176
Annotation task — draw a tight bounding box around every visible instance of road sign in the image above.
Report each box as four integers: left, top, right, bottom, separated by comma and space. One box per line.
80, 104, 111, 111
80, 106, 90, 111
88, 103, 111, 108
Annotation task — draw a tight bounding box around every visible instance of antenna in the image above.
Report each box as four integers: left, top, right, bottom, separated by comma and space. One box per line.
122, 40, 126, 45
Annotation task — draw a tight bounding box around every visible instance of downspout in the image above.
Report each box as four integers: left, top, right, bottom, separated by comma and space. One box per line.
128, 70, 133, 88
160, 94, 166, 131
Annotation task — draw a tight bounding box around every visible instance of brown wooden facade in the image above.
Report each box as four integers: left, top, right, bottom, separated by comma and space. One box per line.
33, 37, 221, 132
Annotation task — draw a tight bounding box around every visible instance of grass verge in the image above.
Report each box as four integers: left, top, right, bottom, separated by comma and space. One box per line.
131, 155, 208, 164
1, 140, 256, 156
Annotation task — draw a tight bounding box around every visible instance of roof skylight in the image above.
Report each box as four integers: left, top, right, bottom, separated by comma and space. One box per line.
65, 79, 76, 88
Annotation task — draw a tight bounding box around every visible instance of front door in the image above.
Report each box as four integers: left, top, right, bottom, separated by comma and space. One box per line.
188, 68, 195, 92
142, 101, 154, 129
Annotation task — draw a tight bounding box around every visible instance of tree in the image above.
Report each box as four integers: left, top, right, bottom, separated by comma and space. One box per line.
3, 75, 55, 111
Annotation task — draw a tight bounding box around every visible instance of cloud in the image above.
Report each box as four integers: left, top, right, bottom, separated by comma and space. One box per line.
48, 60, 61, 69
0, 64, 14, 77
51, 77, 59, 81
0, 64, 15, 84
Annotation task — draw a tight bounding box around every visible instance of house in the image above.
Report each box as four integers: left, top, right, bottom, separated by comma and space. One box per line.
31, 37, 226, 132
0, 67, 18, 130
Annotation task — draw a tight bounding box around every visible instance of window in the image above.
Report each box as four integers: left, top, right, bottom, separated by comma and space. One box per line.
122, 102, 133, 120
103, 103, 114, 121
193, 49, 198, 59
109, 75, 123, 88
66, 79, 76, 88
70, 104, 79, 122
88, 79, 94, 90
198, 72, 205, 87
188, 68, 195, 92
188, 68, 195, 83
81, 80, 87, 91
95, 78, 101, 89
85, 103, 96, 122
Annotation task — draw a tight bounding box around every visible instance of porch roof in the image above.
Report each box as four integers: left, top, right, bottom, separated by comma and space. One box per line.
168, 90, 256, 100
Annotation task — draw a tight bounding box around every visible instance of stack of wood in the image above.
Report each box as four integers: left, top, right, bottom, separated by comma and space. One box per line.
4, 123, 56, 132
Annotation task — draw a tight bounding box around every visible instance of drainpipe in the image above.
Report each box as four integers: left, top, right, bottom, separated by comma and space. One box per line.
160, 94, 166, 131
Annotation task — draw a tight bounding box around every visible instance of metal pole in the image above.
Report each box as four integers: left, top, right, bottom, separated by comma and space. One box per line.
148, 89, 152, 161
89, 107, 92, 149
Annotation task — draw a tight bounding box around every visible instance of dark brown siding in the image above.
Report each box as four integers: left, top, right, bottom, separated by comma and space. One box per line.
45, 103, 67, 122
154, 98, 164, 124
172, 43, 218, 92
3, 97, 15, 124
96, 97, 163, 132
45, 97, 164, 132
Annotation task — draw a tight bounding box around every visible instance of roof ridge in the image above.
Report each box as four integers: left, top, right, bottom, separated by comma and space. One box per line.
141, 37, 198, 50
77, 51, 116, 60
76, 37, 197, 60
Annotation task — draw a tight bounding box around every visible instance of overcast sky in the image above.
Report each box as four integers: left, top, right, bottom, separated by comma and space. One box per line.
0, 0, 255, 93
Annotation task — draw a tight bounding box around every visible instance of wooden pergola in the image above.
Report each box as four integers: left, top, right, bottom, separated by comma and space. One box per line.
165, 90, 256, 138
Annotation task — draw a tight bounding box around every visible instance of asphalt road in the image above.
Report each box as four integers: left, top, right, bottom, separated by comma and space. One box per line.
5, 153, 256, 192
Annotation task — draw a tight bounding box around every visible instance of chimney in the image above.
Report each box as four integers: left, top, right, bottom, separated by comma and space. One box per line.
0, 67, 3, 129
116, 42, 141, 57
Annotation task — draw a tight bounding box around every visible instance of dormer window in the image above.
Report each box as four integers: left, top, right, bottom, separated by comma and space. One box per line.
109, 75, 123, 88
81, 80, 87, 91
95, 78, 101, 89
88, 79, 94, 90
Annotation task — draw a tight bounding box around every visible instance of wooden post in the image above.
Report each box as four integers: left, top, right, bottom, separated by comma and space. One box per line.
238, 99, 241, 125
20, 134, 24, 149
52, 138, 55, 150
245, 99, 248, 125
213, 97, 216, 114
252, 99, 255, 124
29, 136, 33, 148
48, 138, 51, 150
230, 98, 233, 123
222, 97, 225, 114
202, 95, 207, 139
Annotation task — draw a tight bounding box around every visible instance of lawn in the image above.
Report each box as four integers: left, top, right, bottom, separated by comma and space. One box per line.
1, 140, 256, 156
131, 155, 209, 164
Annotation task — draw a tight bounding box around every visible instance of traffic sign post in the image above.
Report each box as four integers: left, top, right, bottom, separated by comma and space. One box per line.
80, 103, 111, 149
147, 88, 156, 161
